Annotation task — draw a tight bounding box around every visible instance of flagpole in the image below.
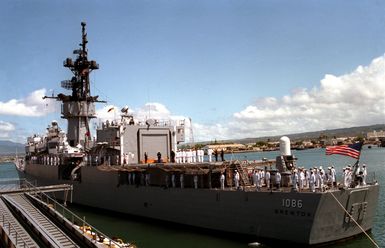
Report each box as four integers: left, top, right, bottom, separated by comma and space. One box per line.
351, 141, 364, 187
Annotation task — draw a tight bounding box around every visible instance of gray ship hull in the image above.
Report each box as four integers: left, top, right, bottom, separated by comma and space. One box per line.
19, 163, 379, 245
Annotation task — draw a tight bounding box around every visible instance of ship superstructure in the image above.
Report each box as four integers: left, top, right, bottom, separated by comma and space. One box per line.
19, 22, 380, 246
25, 22, 186, 178
45, 22, 101, 150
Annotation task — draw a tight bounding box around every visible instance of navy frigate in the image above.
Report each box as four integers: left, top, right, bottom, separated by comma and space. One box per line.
16, 22, 379, 246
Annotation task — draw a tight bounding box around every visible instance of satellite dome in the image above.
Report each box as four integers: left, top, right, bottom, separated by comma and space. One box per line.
279, 136, 291, 156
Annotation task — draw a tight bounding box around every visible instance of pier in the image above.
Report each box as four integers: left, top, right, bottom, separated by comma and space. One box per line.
0, 179, 134, 248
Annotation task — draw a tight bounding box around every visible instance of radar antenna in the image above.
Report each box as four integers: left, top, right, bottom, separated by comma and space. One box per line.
43, 22, 105, 149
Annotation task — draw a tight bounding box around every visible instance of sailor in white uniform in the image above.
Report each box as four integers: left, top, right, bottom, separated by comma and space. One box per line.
207, 148, 213, 162
180, 173, 184, 188
198, 149, 204, 162
193, 174, 198, 189
175, 150, 180, 163
220, 172, 225, 190
346, 167, 352, 187
309, 170, 316, 192
292, 169, 299, 192
260, 170, 265, 186
265, 170, 271, 189
256, 170, 261, 191
145, 173, 150, 186
171, 174, 176, 188
305, 169, 310, 188
319, 171, 325, 192
181, 150, 185, 163
362, 164, 367, 185
187, 150, 192, 163
192, 149, 197, 163
299, 169, 305, 191
234, 170, 240, 189
130, 152, 135, 163
275, 171, 281, 189
331, 165, 337, 187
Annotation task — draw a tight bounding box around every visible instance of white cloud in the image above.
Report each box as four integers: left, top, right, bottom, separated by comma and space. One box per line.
94, 102, 194, 141
9, 55, 384, 144
193, 54, 385, 141
95, 105, 122, 121
0, 121, 15, 139
0, 88, 57, 117
96, 102, 188, 123
92, 55, 385, 142
135, 102, 171, 120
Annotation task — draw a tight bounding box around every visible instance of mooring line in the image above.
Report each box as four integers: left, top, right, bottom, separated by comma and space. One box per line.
329, 191, 379, 248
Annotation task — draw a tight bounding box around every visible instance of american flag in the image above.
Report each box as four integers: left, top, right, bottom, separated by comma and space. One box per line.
325, 142, 363, 159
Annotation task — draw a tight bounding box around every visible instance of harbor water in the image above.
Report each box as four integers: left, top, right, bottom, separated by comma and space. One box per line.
1, 146, 384, 248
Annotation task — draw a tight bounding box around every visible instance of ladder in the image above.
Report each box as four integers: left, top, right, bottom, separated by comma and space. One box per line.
235, 163, 251, 186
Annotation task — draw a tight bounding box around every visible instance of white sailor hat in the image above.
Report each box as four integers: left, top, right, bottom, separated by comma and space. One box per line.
363, 164, 366, 167
328, 167, 331, 170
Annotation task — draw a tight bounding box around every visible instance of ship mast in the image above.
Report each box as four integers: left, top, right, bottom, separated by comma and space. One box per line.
44, 22, 105, 150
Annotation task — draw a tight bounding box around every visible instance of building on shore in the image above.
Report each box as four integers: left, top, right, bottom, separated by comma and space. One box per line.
203, 143, 246, 152
367, 130, 385, 141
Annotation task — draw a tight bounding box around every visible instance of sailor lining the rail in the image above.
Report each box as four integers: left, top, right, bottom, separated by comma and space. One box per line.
299, 168, 305, 191
260, 169, 265, 187
318, 170, 325, 192
171, 174, 176, 188
305, 169, 310, 188
292, 169, 299, 192
175, 150, 180, 163
362, 164, 367, 185
265, 169, 271, 190
252, 170, 257, 186
256, 170, 261, 191
193, 174, 198, 189
207, 148, 213, 162
145, 173, 150, 186
197, 149, 204, 163
331, 165, 337, 187
234, 170, 240, 189
309, 169, 316, 192
220, 172, 225, 190
181, 150, 186, 163
180, 173, 184, 188
275, 171, 281, 190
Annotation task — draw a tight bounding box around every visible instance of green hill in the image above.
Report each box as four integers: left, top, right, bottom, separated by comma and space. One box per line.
0, 140, 24, 155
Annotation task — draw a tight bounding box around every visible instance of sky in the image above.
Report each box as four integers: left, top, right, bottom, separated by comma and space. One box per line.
0, 0, 384, 143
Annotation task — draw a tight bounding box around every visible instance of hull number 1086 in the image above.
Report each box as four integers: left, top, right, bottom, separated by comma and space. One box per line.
282, 199, 303, 209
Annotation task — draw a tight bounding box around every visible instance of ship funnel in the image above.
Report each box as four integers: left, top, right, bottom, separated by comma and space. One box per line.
279, 136, 291, 156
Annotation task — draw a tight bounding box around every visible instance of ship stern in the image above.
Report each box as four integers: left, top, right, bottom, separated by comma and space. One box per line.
308, 184, 379, 245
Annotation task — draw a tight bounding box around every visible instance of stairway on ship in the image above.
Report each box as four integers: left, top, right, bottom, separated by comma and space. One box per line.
235, 163, 251, 186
